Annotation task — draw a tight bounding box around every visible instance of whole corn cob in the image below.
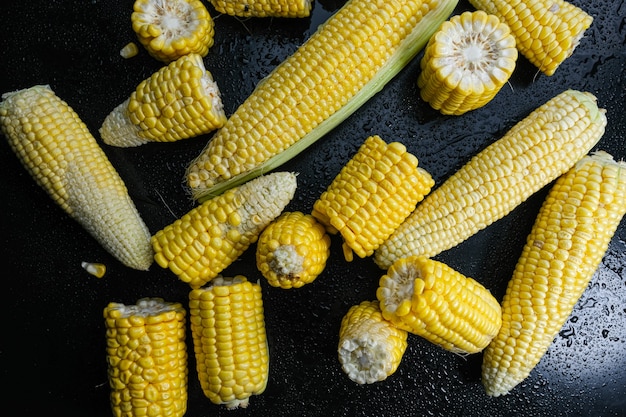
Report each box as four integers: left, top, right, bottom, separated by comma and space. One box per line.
100, 54, 226, 147
377, 256, 502, 354
189, 275, 269, 409
482, 151, 626, 397
0, 85, 153, 270
104, 298, 188, 417
312, 135, 434, 261
374, 89, 607, 270
209, 0, 313, 18
468, 0, 593, 76
185, 0, 459, 201
152, 172, 297, 288
338, 300, 408, 384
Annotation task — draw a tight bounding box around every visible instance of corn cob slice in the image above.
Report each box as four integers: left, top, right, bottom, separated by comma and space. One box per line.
0, 85, 153, 270
132, 0, 215, 63
152, 172, 297, 288
189, 275, 269, 409
209, 0, 312, 18
468, 0, 593, 76
417, 10, 518, 115
377, 256, 502, 354
185, 0, 459, 202
312, 135, 434, 261
104, 298, 188, 417
338, 300, 408, 384
482, 151, 626, 397
374, 89, 607, 270
256, 211, 331, 289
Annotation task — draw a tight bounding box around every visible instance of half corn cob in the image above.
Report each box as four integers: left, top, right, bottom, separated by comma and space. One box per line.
189, 275, 269, 409
104, 298, 188, 417
482, 151, 626, 396
468, 0, 593, 76
185, 0, 459, 201
0, 85, 153, 270
152, 172, 297, 288
374, 89, 607, 269
209, 0, 313, 18
338, 300, 408, 384
312, 135, 434, 261
377, 256, 502, 354
417, 10, 518, 115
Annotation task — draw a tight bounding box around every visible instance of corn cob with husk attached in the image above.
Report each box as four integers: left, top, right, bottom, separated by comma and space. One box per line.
482, 151, 626, 397
185, 0, 459, 202
374, 89, 607, 270
0, 85, 153, 270
209, 0, 313, 18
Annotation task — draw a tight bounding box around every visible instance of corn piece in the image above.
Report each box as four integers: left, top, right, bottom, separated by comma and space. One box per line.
209, 0, 312, 18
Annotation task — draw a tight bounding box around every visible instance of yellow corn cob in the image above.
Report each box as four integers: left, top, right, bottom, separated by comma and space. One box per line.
377, 256, 502, 354
417, 10, 518, 115
468, 0, 593, 76
374, 89, 607, 270
185, 0, 460, 201
0, 85, 153, 270
100, 54, 226, 147
338, 300, 408, 384
256, 211, 331, 289
312, 135, 434, 261
132, 0, 215, 63
189, 275, 269, 409
482, 151, 626, 397
209, 0, 312, 18
152, 172, 297, 288
104, 298, 188, 417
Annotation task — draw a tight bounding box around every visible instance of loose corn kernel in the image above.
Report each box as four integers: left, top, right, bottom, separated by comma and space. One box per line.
120, 42, 140, 59
82, 261, 107, 278
209, 0, 312, 18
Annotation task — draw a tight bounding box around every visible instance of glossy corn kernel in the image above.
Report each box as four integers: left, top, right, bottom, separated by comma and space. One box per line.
209, 0, 312, 18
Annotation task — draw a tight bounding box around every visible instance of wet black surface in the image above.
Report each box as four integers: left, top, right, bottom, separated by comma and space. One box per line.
1, 0, 625, 416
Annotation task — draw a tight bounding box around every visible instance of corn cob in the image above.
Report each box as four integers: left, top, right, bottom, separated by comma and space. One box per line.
152, 172, 297, 288
256, 211, 331, 289
417, 10, 518, 115
189, 275, 269, 409
185, 0, 459, 201
312, 135, 434, 261
468, 0, 593, 76
209, 0, 313, 18
104, 298, 188, 417
482, 151, 626, 397
377, 256, 502, 354
374, 89, 607, 270
338, 300, 408, 384
0, 85, 153, 270
100, 54, 226, 147
132, 0, 215, 63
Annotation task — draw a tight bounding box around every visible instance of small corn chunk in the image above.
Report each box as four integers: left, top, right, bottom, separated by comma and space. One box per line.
0, 85, 153, 270
377, 256, 502, 354
132, 0, 215, 63
374, 89, 607, 269
189, 275, 269, 409
100, 54, 226, 147
209, 0, 312, 18
482, 151, 626, 397
417, 10, 518, 115
312, 135, 434, 261
338, 300, 408, 384
152, 172, 297, 288
468, 0, 593, 76
104, 298, 188, 417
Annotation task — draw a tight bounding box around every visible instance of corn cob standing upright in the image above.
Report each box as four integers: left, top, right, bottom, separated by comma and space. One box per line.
482, 151, 626, 397
209, 0, 313, 18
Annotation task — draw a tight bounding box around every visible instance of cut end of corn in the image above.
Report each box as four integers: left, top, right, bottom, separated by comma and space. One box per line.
209, 0, 313, 18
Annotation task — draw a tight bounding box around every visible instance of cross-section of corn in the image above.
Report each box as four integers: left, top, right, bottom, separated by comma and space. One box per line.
256, 211, 331, 289
312, 135, 434, 262
104, 298, 188, 417
377, 256, 502, 354
152, 172, 297, 288
100, 54, 226, 147
0, 85, 153, 270
209, 0, 313, 18
132, 0, 215, 62
338, 300, 408, 384
482, 151, 626, 397
374, 89, 607, 270
417, 10, 518, 115
189, 275, 269, 409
